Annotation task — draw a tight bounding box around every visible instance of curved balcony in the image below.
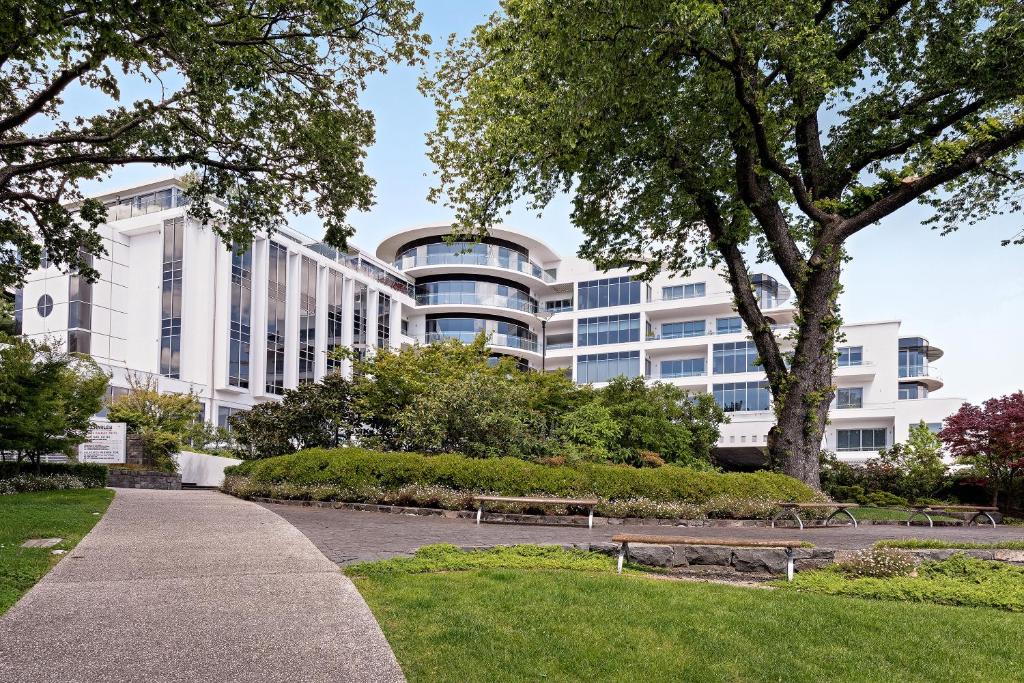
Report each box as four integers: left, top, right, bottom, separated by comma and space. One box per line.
394, 250, 555, 284
415, 292, 538, 315
899, 365, 944, 391
424, 331, 539, 354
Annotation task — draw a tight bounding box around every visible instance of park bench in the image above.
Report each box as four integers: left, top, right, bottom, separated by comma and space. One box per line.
906, 504, 999, 528
770, 502, 861, 530
612, 534, 807, 581
471, 495, 600, 528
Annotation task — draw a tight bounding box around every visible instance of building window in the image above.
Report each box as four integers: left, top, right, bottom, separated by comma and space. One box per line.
577, 276, 643, 310
228, 244, 252, 388
661, 320, 705, 339
326, 271, 344, 372
576, 351, 641, 384
298, 257, 317, 383
898, 337, 930, 378
662, 283, 705, 300
911, 422, 943, 434
712, 341, 759, 374
661, 358, 705, 378
577, 312, 640, 346
36, 294, 53, 317
265, 242, 288, 394
716, 316, 742, 334
838, 346, 863, 367
898, 383, 929, 400
545, 298, 573, 312
400, 318, 409, 336
713, 382, 771, 412
68, 329, 91, 354
836, 387, 863, 409
425, 316, 536, 351
377, 292, 392, 349
837, 428, 887, 452
352, 282, 368, 359
160, 218, 184, 378
217, 406, 246, 432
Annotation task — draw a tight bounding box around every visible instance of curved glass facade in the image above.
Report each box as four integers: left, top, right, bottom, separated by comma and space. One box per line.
394, 239, 553, 282
424, 316, 538, 352
415, 279, 537, 314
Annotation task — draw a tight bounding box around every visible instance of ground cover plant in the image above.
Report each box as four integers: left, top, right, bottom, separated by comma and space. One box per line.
0, 488, 113, 614
223, 447, 818, 518
349, 546, 1024, 682
784, 552, 1024, 612
875, 539, 1024, 551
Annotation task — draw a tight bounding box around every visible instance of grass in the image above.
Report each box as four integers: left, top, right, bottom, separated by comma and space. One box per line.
0, 488, 114, 615
350, 545, 1024, 683
783, 554, 1024, 612
876, 539, 1024, 550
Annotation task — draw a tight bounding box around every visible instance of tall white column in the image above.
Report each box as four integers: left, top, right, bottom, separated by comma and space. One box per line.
314, 264, 329, 381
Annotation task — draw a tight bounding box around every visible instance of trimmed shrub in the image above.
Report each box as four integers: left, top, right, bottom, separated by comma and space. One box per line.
224, 447, 818, 516
0, 473, 89, 494
0, 462, 107, 488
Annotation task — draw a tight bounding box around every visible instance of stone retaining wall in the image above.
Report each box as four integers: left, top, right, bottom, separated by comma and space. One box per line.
107, 469, 182, 490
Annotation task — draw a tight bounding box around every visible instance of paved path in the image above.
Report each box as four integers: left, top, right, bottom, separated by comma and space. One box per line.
262, 502, 1024, 565
0, 490, 405, 683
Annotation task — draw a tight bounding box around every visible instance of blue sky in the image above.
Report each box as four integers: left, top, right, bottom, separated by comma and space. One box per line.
84, 0, 1022, 404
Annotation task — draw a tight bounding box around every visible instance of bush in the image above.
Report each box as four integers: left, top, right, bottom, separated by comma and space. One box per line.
0, 473, 89, 494
0, 461, 107, 487
224, 447, 818, 517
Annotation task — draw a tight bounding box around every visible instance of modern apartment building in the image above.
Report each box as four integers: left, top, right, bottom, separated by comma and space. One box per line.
14, 177, 964, 464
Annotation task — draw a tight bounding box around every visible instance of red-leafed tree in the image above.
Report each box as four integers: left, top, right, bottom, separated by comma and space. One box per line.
939, 392, 1024, 509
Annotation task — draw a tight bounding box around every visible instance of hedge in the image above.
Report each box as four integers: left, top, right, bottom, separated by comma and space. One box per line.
225, 447, 817, 505
0, 462, 107, 488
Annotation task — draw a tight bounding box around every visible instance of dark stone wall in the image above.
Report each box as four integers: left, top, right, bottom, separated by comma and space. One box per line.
107, 469, 182, 490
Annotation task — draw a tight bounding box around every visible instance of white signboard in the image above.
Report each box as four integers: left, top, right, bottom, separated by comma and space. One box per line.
78, 422, 127, 464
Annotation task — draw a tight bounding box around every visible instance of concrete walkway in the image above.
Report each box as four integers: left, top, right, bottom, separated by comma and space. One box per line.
0, 489, 405, 683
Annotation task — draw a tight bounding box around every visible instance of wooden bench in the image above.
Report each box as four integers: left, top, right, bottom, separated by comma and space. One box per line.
471, 495, 600, 528
770, 502, 861, 529
906, 505, 999, 528
612, 534, 807, 581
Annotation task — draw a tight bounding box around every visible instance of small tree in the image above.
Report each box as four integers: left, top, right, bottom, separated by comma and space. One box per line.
940, 393, 1024, 509
107, 375, 202, 470
0, 339, 108, 469
873, 422, 947, 502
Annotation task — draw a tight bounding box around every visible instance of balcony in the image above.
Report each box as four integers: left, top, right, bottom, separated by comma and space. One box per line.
545, 341, 574, 350
899, 364, 940, 380
394, 251, 555, 283
415, 292, 538, 315
424, 331, 538, 353
653, 370, 708, 380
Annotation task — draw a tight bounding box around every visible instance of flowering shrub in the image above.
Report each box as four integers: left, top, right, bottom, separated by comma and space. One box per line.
836, 547, 917, 579
0, 474, 88, 495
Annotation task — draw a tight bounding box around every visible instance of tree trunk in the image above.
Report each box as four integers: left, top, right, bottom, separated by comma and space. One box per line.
764, 260, 841, 490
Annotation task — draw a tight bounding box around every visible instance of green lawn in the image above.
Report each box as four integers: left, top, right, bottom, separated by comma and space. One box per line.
0, 488, 114, 615
351, 547, 1023, 683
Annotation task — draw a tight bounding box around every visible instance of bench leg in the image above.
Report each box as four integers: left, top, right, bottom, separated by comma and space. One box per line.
588, 508, 594, 529
476, 502, 483, 525
771, 509, 803, 530
786, 548, 795, 582
969, 511, 997, 528
825, 508, 858, 528
617, 543, 627, 574
907, 511, 933, 527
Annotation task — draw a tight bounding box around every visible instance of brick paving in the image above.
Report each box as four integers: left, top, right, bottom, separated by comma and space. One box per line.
259, 501, 1024, 565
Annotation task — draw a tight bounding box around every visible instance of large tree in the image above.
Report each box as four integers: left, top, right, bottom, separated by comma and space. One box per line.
0, 0, 428, 287
423, 0, 1024, 487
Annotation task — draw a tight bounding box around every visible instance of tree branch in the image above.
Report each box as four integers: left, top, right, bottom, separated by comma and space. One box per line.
835, 0, 912, 61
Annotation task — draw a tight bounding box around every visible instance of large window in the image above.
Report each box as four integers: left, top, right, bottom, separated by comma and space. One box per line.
898, 383, 929, 400
352, 282, 368, 359
578, 276, 644, 310
662, 320, 705, 339
898, 337, 929, 378
265, 242, 287, 394
326, 271, 344, 372
837, 428, 887, 452
576, 351, 641, 384
577, 313, 640, 346
228, 244, 252, 388
415, 278, 536, 313
716, 316, 742, 334
712, 341, 759, 374
160, 218, 184, 378
377, 292, 392, 349
662, 283, 705, 300
298, 257, 317, 383
425, 316, 537, 351
836, 387, 863, 409
838, 346, 863, 367
217, 406, 247, 432
67, 249, 94, 355
713, 382, 771, 412
661, 358, 705, 378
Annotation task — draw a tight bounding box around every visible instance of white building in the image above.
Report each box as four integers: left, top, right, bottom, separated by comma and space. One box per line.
14, 178, 964, 465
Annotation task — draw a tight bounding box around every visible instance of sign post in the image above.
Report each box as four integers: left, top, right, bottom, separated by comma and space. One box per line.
78, 422, 127, 464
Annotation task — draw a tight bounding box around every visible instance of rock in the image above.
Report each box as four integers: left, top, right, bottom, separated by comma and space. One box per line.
684, 545, 734, 567
588, 542, 620, 556
626, 543, 674, 567
994, 549, 1024, 563
669, 547, 689, 567
732, 548, 792, 574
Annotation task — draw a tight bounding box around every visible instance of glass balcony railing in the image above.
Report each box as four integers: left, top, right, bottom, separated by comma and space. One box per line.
655, 370, 708, 379
545, 341, 574, 350
395, 250, 555, 282
899, 365, 940, 379
415, 292, 538, 314
424, 331, 538, 352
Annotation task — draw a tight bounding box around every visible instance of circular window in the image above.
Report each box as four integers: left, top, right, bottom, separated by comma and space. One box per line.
37, 294, 54, 318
